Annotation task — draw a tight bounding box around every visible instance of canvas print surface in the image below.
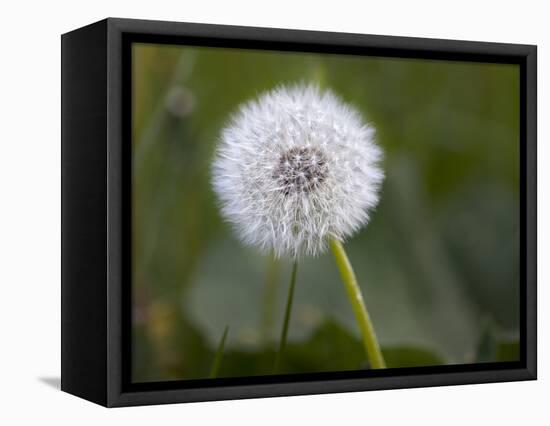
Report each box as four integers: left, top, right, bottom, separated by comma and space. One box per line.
131, 43, 520, 383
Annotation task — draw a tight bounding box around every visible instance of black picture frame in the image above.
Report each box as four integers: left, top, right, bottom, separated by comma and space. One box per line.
61, 17, 537, 407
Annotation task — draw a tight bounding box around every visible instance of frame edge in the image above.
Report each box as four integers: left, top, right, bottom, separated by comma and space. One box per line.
61, 18, 110, 407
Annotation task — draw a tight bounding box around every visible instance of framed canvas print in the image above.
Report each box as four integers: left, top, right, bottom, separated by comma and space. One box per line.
61, 18, 537, 407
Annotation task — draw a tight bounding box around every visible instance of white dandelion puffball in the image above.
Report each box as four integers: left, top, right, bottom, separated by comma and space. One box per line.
212, 84, 384, 258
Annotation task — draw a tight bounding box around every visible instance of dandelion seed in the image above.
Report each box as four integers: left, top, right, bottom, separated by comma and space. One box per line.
212, 84, 384, 258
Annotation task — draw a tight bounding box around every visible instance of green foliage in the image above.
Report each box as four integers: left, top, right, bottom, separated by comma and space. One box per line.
209, 326, 229, 378
216, 319, 445, 377
383, 347, 446, 369
284, 319, 369, 373
475, 321, 520, 363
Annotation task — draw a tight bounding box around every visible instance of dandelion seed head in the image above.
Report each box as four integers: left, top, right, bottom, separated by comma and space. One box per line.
211, 84, 384, 258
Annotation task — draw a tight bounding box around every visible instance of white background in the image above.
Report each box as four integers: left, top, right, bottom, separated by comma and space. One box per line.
0, 0, 546, 424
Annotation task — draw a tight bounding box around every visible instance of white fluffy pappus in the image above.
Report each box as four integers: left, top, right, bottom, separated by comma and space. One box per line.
211, 84, 384, 258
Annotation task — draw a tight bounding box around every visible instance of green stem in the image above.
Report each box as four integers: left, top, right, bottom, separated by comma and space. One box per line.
329, 238, 386, 369
209, 325, 229, 378
261, 254, 280, 343
274, 261, 298, 373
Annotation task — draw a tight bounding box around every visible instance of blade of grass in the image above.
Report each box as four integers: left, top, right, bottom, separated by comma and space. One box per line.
261, 254, 280, 343
273, 261, 298, 373
209, 325, 229, 378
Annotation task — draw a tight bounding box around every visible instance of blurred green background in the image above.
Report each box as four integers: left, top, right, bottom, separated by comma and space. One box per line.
131, 43, 520, 383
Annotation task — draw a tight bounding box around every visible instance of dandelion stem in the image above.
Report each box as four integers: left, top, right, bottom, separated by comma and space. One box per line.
209, 325, 229, 378
274, 261, 298, 373
261, 254, 280, 343
329, 238, 386, 369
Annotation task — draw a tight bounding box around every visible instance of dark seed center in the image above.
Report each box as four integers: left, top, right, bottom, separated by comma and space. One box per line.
274, 146, 328, 195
